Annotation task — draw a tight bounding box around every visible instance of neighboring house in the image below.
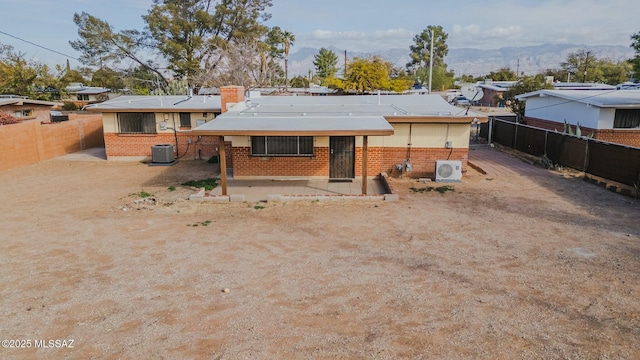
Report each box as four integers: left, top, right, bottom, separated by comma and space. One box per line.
0, 96, 63, 122
477, 81, 517, 107
85, 95, 222, 160
65, 83, 111, 105
517, 89, 640, 147
192, 86, 487, 192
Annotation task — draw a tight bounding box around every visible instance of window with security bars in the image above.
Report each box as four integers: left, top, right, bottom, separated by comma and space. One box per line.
117, 112, 156, 134
613, 109, 640, 128
251, 136, 314, 156
179, 112, 191, 128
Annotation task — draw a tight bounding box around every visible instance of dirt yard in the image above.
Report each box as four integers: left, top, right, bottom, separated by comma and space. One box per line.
1, 153, 639, 359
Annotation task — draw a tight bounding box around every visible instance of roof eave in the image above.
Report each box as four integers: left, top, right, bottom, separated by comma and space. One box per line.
85, 107, 221, 113
385, 115, 489, 123
192, 129, 395, 136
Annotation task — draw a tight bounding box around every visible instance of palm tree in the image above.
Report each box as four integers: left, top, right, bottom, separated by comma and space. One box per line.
282, 30, 295, 91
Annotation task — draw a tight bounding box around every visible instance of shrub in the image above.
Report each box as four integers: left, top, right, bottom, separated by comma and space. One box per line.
62, 101, 79, 111
0, 111, 18, 125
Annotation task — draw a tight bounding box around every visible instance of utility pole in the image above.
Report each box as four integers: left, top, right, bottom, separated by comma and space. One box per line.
344, 50, 347, 79
583, 51, 591, 82
428, 28, 434, 94
516, 59, 520, 78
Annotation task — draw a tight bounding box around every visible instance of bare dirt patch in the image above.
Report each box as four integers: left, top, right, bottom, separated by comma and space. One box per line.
1, 156, 639, 359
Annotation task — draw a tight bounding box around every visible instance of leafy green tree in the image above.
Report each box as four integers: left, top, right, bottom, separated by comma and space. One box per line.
343, 56, 411, 93
560, 49, 631, 84
144, 0, 273, 85
70, 12, 166, 84
264, 26, 295, 89
290, 75, 309, 88
91, 67, 125, 90
487, 67, 517, 81
0, 44, 61, 99
503, 75, 554, 116
59, 59, 85, 86
596, 59, 632, 85
322, 76, 344, 90
72, 1, 273, 87
313, 48, 338, 81
407, 25, 448, 72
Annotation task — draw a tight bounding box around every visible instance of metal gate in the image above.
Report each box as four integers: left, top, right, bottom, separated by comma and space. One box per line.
329, 136, 355, 179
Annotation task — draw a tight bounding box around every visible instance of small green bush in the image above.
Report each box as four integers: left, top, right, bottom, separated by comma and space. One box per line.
181, 178, 218, 191
62, 101, 79, 111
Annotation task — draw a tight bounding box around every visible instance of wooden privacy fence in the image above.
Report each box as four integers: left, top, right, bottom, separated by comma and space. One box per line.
483, 117, 640, 187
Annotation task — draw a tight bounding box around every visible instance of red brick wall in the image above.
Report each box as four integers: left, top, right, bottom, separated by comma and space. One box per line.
2, 104, 58, 123
231, 146, 468, 178
104, 133, 232, 163
220, 86, 245, 113
592, 129, 640, 148
0, 113, 103, 171
525, 116, 640, 148
232, 147, 329, 177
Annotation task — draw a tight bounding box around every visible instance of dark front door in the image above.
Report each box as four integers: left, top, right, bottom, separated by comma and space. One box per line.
329, 136, 355, 179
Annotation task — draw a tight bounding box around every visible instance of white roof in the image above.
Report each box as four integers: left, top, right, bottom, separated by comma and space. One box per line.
517, 90, 640, 108
193, 94, 485, 136
85, 95, 222, 112
0, 98, 62, 107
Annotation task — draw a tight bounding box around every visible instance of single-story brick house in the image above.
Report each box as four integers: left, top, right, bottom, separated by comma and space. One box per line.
192, 86, 487, 194
517, 89, 640, 147
0, 96, 63, 122
85, 94, 223, 160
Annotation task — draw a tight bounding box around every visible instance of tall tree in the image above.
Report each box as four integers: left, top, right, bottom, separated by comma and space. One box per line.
313, 48, 338, 81
196, 38, 275, 88
502, 75, 554, 117
144, 0, 273, 86
264, 26, 295, 90
71, 1, 273, 88
70, 12, 167, 84
487, 67, 517, 81
0, 44, 61, 99
630, 31, 640, 81
91, 67, 125, 90
343, 56, 411, 93
282, 30, 295, 91
406, 25, 448, 72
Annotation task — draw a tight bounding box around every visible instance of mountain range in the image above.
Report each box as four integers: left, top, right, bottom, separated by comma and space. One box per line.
288, 44, 635, 79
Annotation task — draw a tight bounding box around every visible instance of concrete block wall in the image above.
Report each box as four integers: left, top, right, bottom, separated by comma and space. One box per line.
0, 113, 103, 171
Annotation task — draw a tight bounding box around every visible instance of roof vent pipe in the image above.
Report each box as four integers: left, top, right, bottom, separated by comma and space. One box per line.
378, 90, 381, 105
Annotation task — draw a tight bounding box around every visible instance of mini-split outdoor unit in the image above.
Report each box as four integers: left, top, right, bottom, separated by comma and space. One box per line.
151, 144, 175, 164
435, 160, 462, 182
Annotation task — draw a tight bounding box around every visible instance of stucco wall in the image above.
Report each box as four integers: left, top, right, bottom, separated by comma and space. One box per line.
524, 97, 601, 129
226, 124, 470, 150
102, 112, 216, 133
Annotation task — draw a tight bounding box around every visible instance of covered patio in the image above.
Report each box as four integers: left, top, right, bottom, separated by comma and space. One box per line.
192, 111, 395, 198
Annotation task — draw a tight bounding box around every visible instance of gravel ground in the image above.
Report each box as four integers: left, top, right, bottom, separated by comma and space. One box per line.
0, 155, 639, 359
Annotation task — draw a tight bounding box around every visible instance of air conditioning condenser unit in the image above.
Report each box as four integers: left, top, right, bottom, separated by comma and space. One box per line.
435, 160, 462, 182
150, 144, 176, 166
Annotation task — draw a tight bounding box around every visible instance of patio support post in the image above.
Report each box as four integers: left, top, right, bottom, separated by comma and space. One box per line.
218, 136, 227, 196
362, 136, 368, 195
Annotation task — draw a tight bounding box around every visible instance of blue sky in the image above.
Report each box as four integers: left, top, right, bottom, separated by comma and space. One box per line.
1, 0, 638, 68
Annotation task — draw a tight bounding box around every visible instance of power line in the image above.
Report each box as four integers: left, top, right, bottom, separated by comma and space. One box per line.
0, 29, 79, 61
